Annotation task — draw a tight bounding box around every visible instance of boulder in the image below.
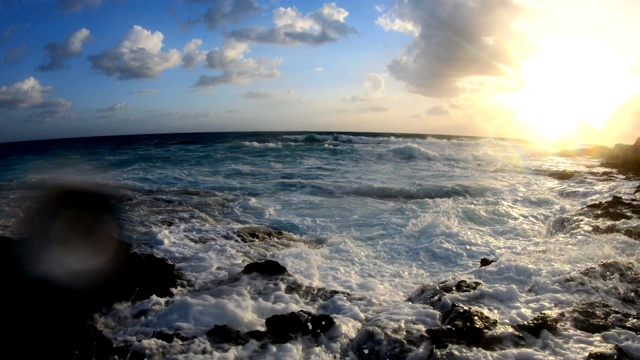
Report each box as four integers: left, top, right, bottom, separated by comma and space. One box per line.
242, 259, 289, 276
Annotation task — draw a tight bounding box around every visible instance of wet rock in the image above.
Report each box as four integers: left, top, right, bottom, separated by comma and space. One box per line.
350, 326, 429, 360
515, 311, 564, 337
569, 260, 640, 306
600, 142, 640, 177
265, 310, 336, 343
480, 258, 496, 267
407, 279, 483, 308
591, 196, 640, 219
230, 226, 300, 243
153, 330, 194, 343
588, 345, 634, 360
426, 304, 498, 349
570, 301, 638, 334
206, 325, 251, 346
241, 259, 289, 276
592, 224, 640, 240
284, 282, 351, 303
0, 186, 191, 359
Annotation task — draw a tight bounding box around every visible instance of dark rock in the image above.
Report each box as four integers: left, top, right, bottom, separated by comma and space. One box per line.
588, 345, 634, 360
426, 304, 498, 349
349, 326, 431, 360
264, 310, 335, 343
153, 330, 194, 343
515, 311, 564, 337
570, 261, 640, 305
242, 260, 289, 276
230, 226, 300, 243
206, 325, 251, 346
480, 258, 496, 267
1, 185, 191, 359
265, 311, 310, 343
407, 279, 483, 307
284, 282, 350, 303
570, 301, 637, 334
246, 330, 268, 341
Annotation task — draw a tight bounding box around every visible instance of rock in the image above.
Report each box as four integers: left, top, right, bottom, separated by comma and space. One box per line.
206, 325, 251, 346
588, 344, 634, 360
570, 301, 638, 334
515, 311, 564, 337
242, 259, 289, 276
480, 258, 496, 267
569, 261, 640, 306
349, 326, 428, 360
230, 226, 300, 243
426, 304, 498, 349
1, 185, 190, 359
265, 310, 335, 343
407, 279, 483, 308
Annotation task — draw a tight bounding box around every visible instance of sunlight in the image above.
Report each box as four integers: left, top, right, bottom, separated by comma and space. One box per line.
498, 36, 640, 144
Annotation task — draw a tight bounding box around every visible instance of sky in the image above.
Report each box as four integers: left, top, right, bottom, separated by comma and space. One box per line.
1, 0, 640, 146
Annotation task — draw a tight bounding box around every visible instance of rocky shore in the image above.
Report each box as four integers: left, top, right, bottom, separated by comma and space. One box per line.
3, 137, 640, 359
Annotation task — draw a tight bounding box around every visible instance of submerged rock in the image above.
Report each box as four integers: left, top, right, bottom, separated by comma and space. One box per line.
568, 260, 640, 305
350, 326, 430, 360
515, 311, 565, 337
570, 301, 639, 334
241, 259, 289, 276
229, 226, 301, 243
205, 311, 336, 346
480, 258, 496, 267
407, 279, 483, 308
426, 304, 498, 349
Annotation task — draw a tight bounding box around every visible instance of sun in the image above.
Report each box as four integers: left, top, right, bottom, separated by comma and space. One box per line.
498, 36, 640, 145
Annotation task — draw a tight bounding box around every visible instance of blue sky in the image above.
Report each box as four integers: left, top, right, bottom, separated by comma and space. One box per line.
1, 0, 640, 145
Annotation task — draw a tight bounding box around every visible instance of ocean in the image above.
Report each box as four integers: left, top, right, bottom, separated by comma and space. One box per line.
1, 132, 639, 359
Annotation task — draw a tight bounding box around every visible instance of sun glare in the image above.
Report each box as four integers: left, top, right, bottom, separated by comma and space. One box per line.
498, 37, 640, 144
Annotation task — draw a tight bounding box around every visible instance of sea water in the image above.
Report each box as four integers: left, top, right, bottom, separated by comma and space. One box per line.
0, 132, 638, 359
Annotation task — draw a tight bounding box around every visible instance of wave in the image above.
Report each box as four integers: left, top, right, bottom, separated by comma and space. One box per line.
346, 183, 488, 201
389, 144, 439, 161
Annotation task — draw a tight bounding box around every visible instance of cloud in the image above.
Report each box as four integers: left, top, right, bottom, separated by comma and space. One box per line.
242, 89, 278, 99
200, 0, 261, 30
38, 28, 92, 71
182, 39, 206, 69
98, 102, 131, 113
1, 23, 30, 44
364, 73, 385, 94
425, 104, 450, 116
228, 3, 356, 46
0, 77, 52, 109
4, 44, 29, 65
129, 88, 159, 95
379, 0, 535, 98
34, 99, 72, 120
58, 0, 103, 12
88, 25, 182, 80
314, 66, 325, 72
194, 39, 281, 87
0, 77, 71, 120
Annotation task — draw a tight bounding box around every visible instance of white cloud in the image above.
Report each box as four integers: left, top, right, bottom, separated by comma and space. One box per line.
228, 3, 356, 46
58, 0, 103, 12
379, 0, 535, 98
425, 104, 449, 116
0, 77, 52, 109
88, 25, 182, 80
38, 28, 92, 71
194, 39, 281, 87
364, 73, 385, 95
242, 89, 279, 99
0, 77, 71, 120
182, 39, 206, 69
314, 66, 325, 72
98, 102, 131, 113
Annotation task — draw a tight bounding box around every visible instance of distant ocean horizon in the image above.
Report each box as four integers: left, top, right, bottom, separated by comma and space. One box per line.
1, 131, 638, 359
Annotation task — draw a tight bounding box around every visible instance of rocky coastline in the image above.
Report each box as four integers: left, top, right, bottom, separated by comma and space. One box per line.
3, 137, 640, 359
